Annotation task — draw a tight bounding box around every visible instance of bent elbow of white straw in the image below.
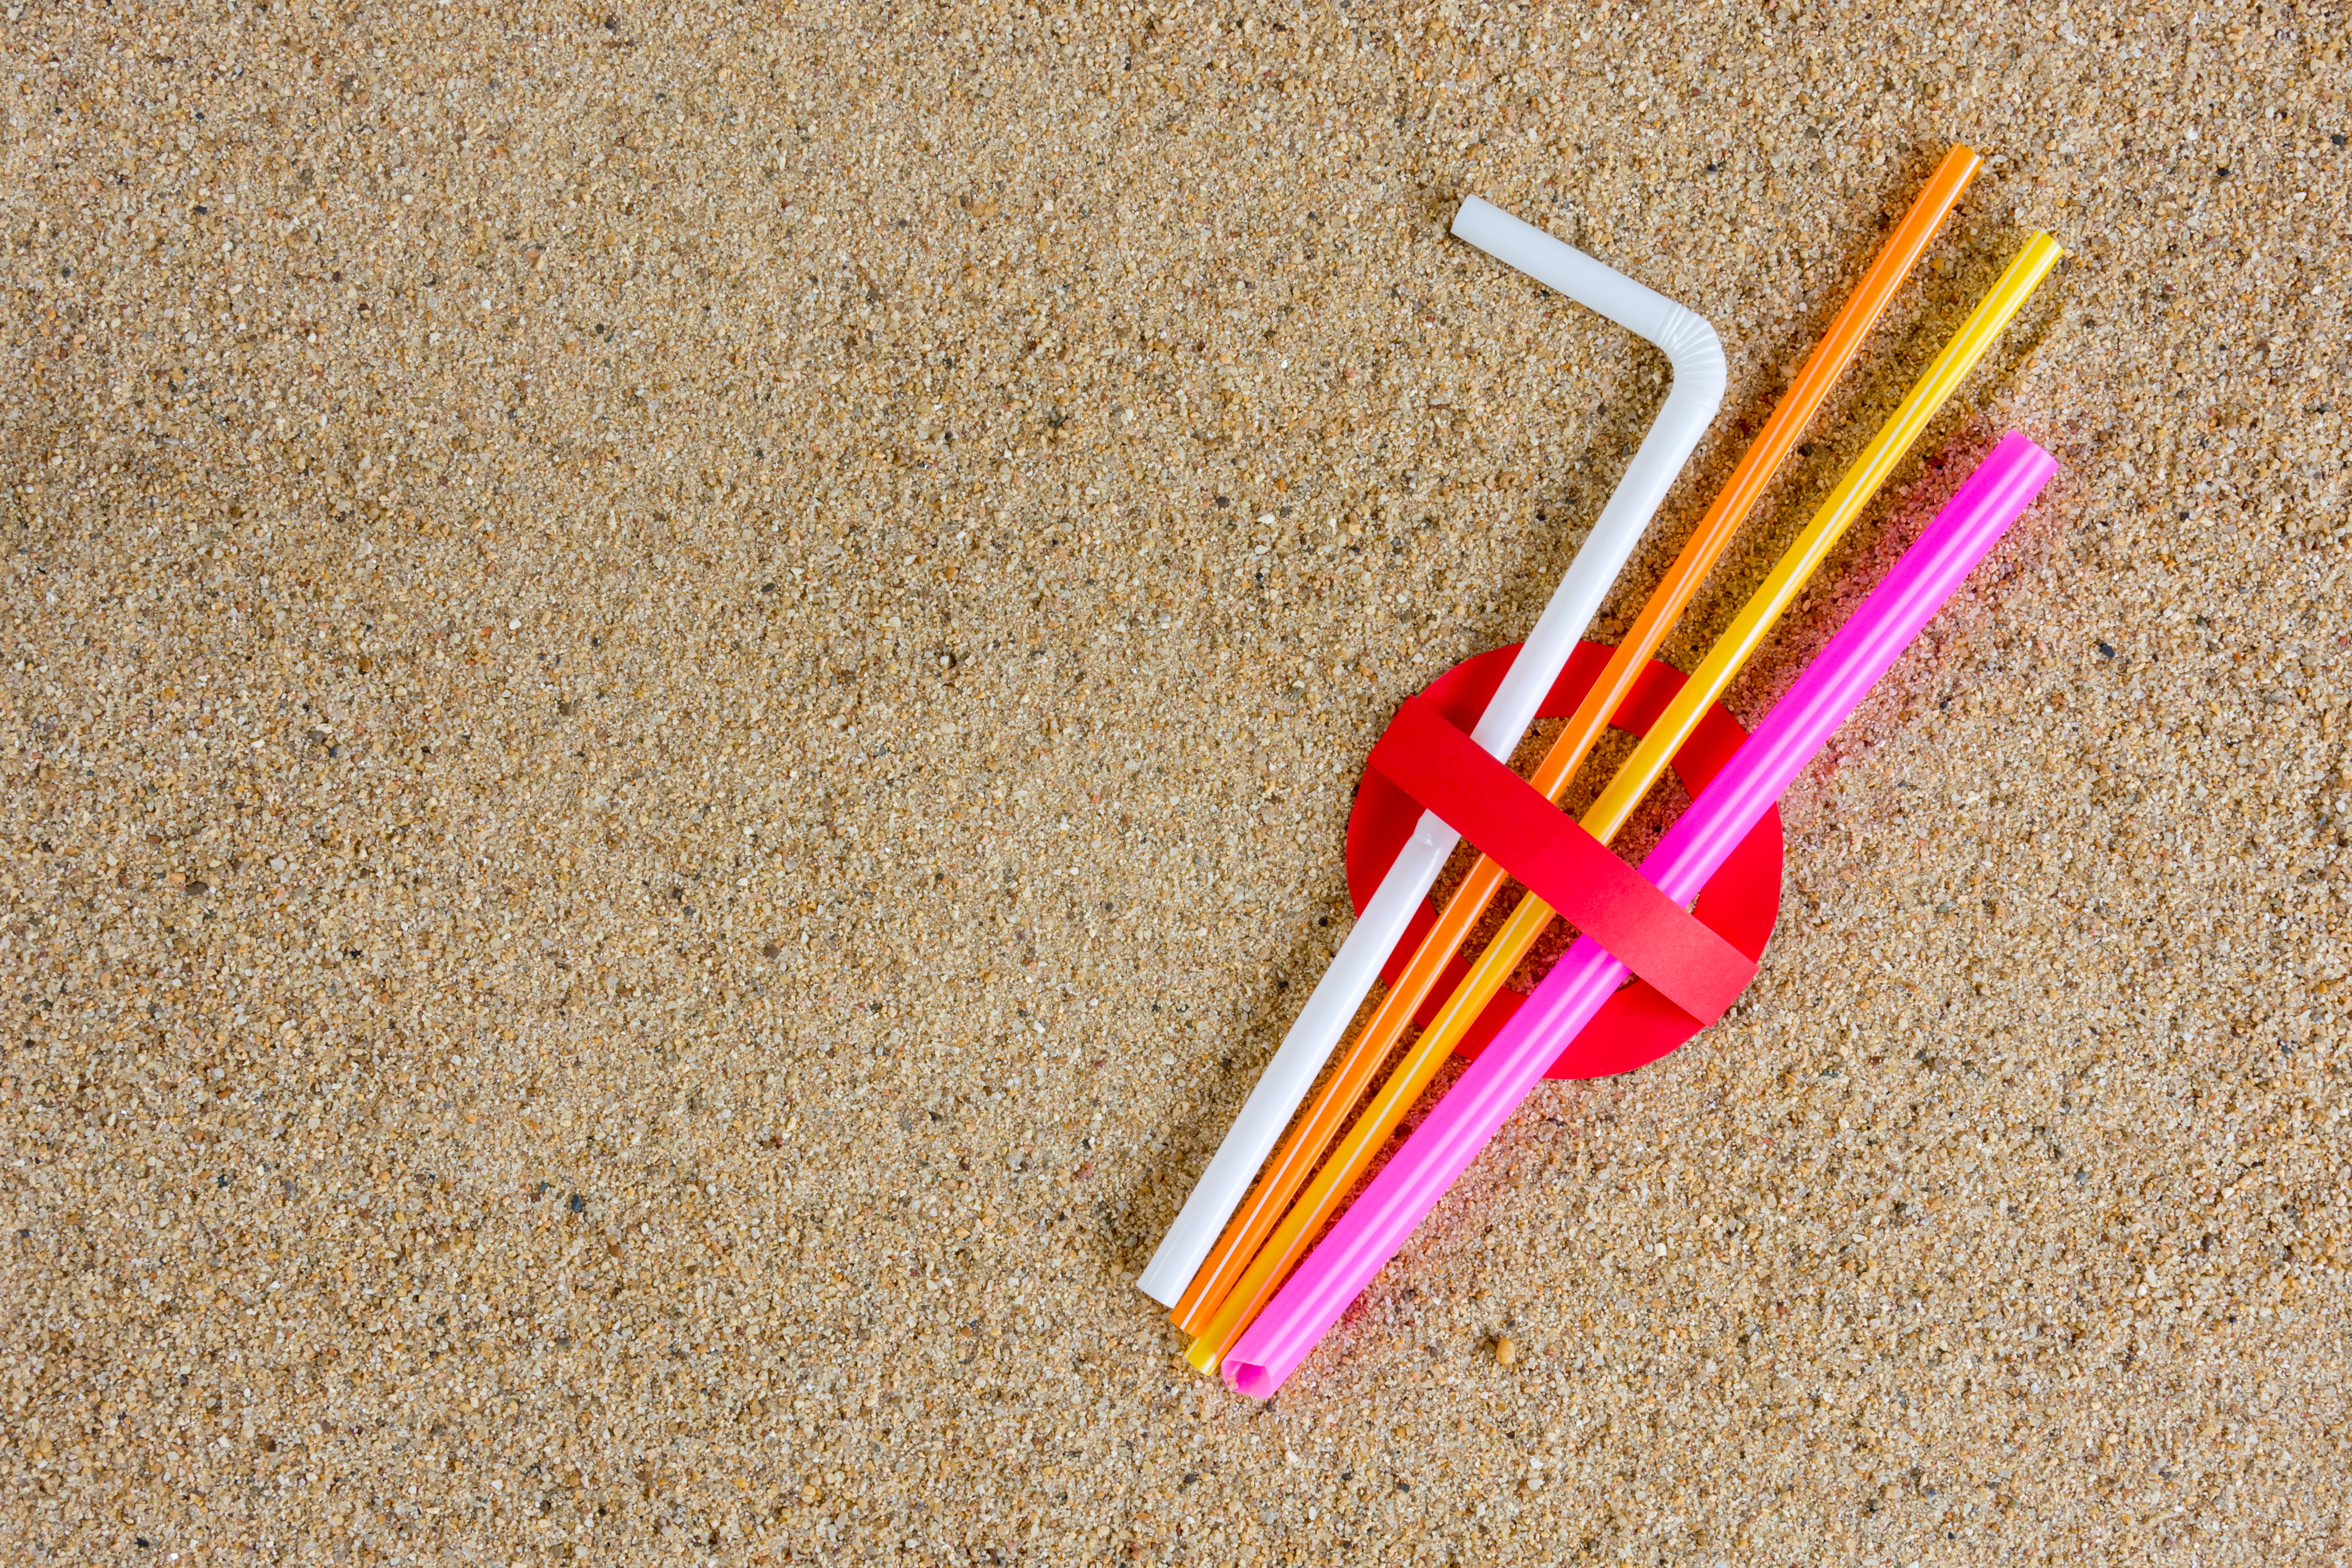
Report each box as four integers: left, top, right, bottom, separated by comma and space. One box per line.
1444, 199, 1724, 758
1133, 199, 1721, 1308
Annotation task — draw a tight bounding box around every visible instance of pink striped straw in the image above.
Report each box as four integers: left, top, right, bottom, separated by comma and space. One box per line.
1225, 432, 2058, 1398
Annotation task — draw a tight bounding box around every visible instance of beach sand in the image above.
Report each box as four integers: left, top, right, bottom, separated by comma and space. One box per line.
3, 0, 2346, 1561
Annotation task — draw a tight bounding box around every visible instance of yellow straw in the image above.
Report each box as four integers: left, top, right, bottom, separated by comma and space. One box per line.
1186, 231, 2066, 1373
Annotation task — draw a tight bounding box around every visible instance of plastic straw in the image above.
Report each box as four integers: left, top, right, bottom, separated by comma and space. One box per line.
1167, 145, 1983, 1339
1184, 234, 2065, 1371
1224, 431, 2059, 1397
1134, 203, 1726, 1307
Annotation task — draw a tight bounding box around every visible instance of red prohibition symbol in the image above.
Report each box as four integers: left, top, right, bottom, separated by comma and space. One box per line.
1343, 641, 1786, 1080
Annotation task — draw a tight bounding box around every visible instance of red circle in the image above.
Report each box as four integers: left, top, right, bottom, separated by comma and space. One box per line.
1343, 641, 1784, 1080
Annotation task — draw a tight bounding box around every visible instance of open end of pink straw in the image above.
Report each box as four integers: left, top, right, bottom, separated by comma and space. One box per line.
1225, 1361, 1280, 1401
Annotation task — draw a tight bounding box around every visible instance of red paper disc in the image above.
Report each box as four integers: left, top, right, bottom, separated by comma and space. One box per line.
1342, 641, 1784, 1080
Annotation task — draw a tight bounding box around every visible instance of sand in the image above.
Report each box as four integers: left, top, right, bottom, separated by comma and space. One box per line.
2, 0, 2346, 1562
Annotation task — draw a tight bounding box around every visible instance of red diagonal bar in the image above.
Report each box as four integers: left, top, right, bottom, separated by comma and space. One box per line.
1365, 693, 1757, 1028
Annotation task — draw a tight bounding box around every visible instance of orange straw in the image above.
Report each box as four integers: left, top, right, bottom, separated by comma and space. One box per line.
1168, 144, 1982, 1341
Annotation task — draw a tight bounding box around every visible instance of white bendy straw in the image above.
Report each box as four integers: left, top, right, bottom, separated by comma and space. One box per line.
1136, 198, 1726, 1307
